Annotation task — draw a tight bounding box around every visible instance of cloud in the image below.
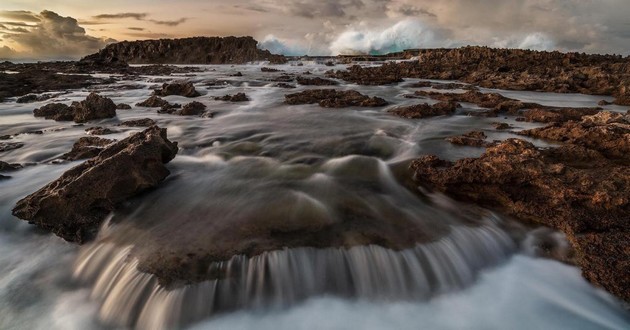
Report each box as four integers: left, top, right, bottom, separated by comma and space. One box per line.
2, 10, 114, 60
0, 45, 18, 59
149, 18, 188, 26
0, 10, 41, 22
259, 35, 310, 56
128, 27, 145, 31
93, 13, 148, 20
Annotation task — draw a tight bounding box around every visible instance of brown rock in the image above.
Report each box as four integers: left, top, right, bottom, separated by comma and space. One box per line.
180, 101, 207, 116
0, 142, 25, 152
33, 103, 75, 121
214, 93, 249, 102
71, 92, 117, 123
493, 122, 512, 130
86, 126, 117, 135
285, 89, 388, 108
136, 95, 178, 109
0, 161, 21, 172
118, 118, 157, 127
61, 136, 115, 160
154, 82, 200, 98
117, 103, 132, 110
12, 126, 179, 243
389, 101, 459, 119
446, 131, 495, 147
296, 76, 339, 86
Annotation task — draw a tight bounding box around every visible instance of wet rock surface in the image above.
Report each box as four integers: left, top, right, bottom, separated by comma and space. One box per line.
285, 89, 388, 108
0, 161, 22, 172
61, 136, 115, 161
118, 118, 157, 127
328, 64, 404, 85
179, 101, 207, 116
0, 142, 25, 152
297, 76, 339, 86
214, 93, 249, 102
86, 127, 117, 135
33, 93, 117, 123
154, 82, 200, 98
410, 113, 630, 301
12, 126, 179, 243
389, 101, 460, 119
116, 103, 132, 110
446, 131, 496, 147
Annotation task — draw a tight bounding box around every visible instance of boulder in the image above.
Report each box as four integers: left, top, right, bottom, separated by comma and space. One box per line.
285, 89, 387, 108
12, 126, 179, 243
180, 101, 207, 116
154, 82, 200, 97
389, 101, 459, 119
61, 136, 115, 160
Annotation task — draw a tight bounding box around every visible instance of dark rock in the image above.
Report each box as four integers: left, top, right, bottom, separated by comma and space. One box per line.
0, 161, 22, 172
261, 67, 282, 72
493, 122, 513, 130
274, 83, 296, 89
118, 118, 157, 127
61, 136, 115, 160
117, 103, 132, 110
136, 95, 180, 110
86, 127, 117, 135
71, 92, 117, 123
154, 82, 200, 98
296, 76, 339, 86
214, 93, 249, 102
16, 93, 61, 103
389, 101, 460, 119
285, 89, 388, 108
33, 103, 75, 121
180, 101, 207, 116
328, 64, 404, 85
231, 72, 243, 77
0, 142, 24, 152
446, 131, 495, 147
522, 108, 600, 123
81, 36, 287, 65
12, 126, 179, 243
598, 100, 613, 106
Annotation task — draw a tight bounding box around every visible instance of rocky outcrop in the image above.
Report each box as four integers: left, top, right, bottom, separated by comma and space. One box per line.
214, 93, 249, 102
81, 36, 287, 65
61, 136, 115, 161
154, 82, 200, 98
86, 127, 117, 135
33, 93, 117, 123
0, 142, 25, 152
297, 76, 339, 86
285, 89, 387, 108
118, 118, 157, 127
328, 65, 403, 85
180, 101, 207, 116
12, 126, 179, 243
410, 113, 630, 301
446, 131, 496, 147
117, 103, 132, 110
389, 101, 460, 119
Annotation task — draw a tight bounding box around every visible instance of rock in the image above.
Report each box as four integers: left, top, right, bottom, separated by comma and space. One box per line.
12, 126, 179, 243
598, 100, 612, 106
519, 111, 630, 160
154, 82, 200, 98
446, 131, 495, 147
33, 103, 75, 121
493, 122, 512, 130
61, 136, 115, 160
0, 142, 24, 152
389, 101, 460, 119
136, 95, 179, 110
81, 37, 287, 65
71, 92, 117, 123
0, 161, 22, 172
214, 93, 249, 102
325, 61, 335, 67
180, 101, 207, 116
328, 64, 404, 85
274, 83, 296, 89
410, 136, 630, 302
0, 69, 109, 102
86, 127, 117, 135
16, 93, 61, 103
231, 72, 243, 77
285, 89, 388, 108
270, 75, 295, 83
296, 76, 339, 86
117, 103, 132, 110
118, 118, 157, 127
0, 175, 10, 180
521, 108, 600, 123
261, 67, 282, 72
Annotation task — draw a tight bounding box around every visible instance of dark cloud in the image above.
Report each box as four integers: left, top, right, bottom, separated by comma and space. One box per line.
3, 10, 113, 59
128, 27, 145, 31
234, 4, 269, 13
125, 32, 171, 39
0, 10, 41, 22
396, 5, 436, 18
149, 18, 188, 26
279, 0, 364, 18
93, 13, 148, 20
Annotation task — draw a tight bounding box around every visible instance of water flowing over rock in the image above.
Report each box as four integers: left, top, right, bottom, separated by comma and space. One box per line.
61, 136, 115, 161
285, 90, 387, 108
446, 131, 496, 147
411, 135, 630, 301
12, 126, 179, 243
296, 76, 339, 86
214, 93, 249, 102
389, 101, 460, 119
118, 118, 157, 127
81, 36, 287, 65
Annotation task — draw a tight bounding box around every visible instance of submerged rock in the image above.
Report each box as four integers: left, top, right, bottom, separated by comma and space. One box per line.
116, 103, 132, 110
328, 64, 404, 85
61, 136, 115, 161
0, 142, 25, 152
86, 126, 117, 135
389, 101, 460, 119
285, 89, 388, 108
154, 82, 200, 98
118, 118, 157, 127
411, 136, 630, 302
0, 161, 22, 172
12, 126, 179, 243
296, 76, 339, 86
446, 131, 496, 147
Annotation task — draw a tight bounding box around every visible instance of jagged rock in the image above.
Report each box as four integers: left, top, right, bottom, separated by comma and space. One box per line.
61, 136, 115, 160
328, 64, 404, 85
33, 103, 75, 121
86, 127, 117, 135
154, 82, 200, 98
16, 93, 61, 103
81, 37, 286, 65
389, 101, 460, 119
296, 76, 339, 86
180, 101, 207, 116
71, 92, 117, 123
261, 67, 282, 72
522, 108, 600, 123
411, 137, 630, 302
274, 83, 296, 89
214, 93, 249, 102
136, 95, 180, 111
12, 126, 179, 243
446, 131, 496, 147
0, 161, 22, 172
285, 89, 388, 108
117, 103, 132, 110
118, 118, 157, 127
493, 122, 513, 130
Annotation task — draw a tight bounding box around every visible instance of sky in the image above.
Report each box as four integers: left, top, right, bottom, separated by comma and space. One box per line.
1, 0, 630, 60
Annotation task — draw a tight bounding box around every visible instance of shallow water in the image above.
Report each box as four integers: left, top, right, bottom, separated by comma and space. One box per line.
0, 63, 628, 329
